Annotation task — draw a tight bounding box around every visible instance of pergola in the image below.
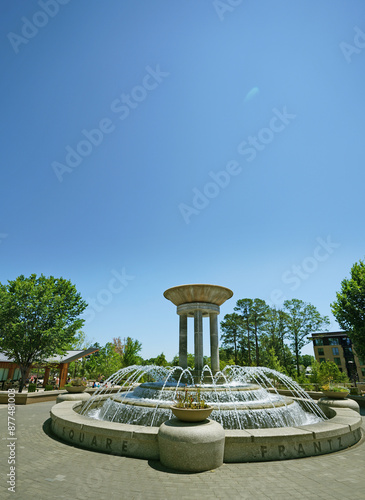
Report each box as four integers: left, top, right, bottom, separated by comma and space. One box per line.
0, 347, 99, 389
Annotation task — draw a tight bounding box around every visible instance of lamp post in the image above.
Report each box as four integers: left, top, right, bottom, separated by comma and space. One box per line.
348, 360, 358, 388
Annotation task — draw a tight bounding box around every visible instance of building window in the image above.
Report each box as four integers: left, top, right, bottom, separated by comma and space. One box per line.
334, 357, 341, 366
314, 338, 324, 346
318, 348, 324, 355
328, 338, 339, 346
332, 347, 339, 356
319, 358, 325, 363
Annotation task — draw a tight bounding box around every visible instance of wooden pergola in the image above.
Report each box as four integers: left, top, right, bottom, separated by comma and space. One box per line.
0, 347, 99, 389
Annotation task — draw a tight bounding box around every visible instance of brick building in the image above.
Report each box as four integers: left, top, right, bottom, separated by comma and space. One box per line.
310, 331, 365, 383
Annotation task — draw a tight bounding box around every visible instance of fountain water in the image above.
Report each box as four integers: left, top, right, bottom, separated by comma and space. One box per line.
80, 364, 326, 430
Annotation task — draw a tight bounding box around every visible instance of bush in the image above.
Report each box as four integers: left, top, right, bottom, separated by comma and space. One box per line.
28, 383, 37, 392
310, 360, 349, 386
295, 372, 310, 385
300, 383, 315, 391
350, 387, 360, 395
67, 377, 86, 387
321, 384, 348, 393
44, 385, 54, 391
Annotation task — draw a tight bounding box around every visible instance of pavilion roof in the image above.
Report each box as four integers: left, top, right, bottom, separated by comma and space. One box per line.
0, 347, 99, 365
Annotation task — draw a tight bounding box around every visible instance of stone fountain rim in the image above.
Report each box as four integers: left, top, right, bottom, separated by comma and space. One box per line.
50, 400, 363, 463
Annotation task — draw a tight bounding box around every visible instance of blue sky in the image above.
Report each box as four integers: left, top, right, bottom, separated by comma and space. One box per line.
1, 0, 364, 361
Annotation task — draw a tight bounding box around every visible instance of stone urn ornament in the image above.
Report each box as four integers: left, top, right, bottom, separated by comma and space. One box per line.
321, 385, 350, 399
65, 385, 87, 393
171, 386, 213, 422
65, 378, 87, 393
322, 390, 349, 399
170, 405, 214, 422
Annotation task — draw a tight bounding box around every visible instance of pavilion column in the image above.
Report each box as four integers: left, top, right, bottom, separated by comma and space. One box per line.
59, 363, 69, 389
210, 313, 220, 374
194, 309, 203, 373
43, 366, 51, 387
179, 314, 188, 369
8, 365, 15, 380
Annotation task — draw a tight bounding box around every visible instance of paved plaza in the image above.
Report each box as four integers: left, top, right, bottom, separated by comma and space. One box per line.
1, 401, 365, 500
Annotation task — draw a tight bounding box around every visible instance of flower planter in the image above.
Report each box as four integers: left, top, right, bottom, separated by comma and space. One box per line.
322, 390, 349, 399
170, 406, 213, 422
65, 386, 87, 393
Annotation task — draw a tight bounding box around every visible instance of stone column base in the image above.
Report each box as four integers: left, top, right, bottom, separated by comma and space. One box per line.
158, 418, 225, 472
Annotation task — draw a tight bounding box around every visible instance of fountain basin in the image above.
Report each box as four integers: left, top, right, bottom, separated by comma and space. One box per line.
50, 401, 362, 462
86, 387, 318, 430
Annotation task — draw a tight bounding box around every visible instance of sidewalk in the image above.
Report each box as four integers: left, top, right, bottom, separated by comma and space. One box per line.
1, 402, 365, 500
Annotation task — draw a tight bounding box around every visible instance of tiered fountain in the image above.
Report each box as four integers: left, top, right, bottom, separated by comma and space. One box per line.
50, 284, 362, 469
80, 364, 326, 430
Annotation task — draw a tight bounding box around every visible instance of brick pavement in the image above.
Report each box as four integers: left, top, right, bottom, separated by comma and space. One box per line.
1, 401, 364, 500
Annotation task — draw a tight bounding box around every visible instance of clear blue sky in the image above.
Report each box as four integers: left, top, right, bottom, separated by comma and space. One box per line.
1, 0, 364, 361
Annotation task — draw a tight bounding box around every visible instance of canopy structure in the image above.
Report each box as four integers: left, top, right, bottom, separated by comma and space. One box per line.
0, 347, 99, 389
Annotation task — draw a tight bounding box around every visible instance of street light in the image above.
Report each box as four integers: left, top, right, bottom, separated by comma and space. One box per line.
348, 360, 358, 388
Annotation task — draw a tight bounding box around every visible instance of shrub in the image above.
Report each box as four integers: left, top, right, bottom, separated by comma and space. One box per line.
310, 360, 349, 386
350, 387, 360, 395
321, 384, 349, 393
70, 378, 86, 387
175, 386, 209, 409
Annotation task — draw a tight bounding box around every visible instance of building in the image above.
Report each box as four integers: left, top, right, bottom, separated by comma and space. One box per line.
310, 331, 365, 383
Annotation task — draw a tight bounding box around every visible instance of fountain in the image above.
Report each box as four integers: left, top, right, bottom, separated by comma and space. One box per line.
50, 284, 363, 467
79, 364, 327, 430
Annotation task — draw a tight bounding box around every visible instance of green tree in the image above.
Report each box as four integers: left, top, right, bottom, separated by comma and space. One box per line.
86, 342, 121, 379
310, 360, 349, 387
283, 299, 329, 377
299, 354, 315, 368
234, 299, 253, 365
220, 313, 243, 365
218, 347, 235, 369
171, 353, 210, 369
265, 347, 284, 372
331, 259, 365, 359
66, 330, 93, 349
0, 274, 87, 392
144, 352, 169, 366
234, 298, 269, 366
262, 308, 291, 369
113, 336, 142, 367
250, 299, 270, 366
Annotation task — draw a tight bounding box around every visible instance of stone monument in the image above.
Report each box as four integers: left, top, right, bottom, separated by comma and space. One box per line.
163, 284, 233, 378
